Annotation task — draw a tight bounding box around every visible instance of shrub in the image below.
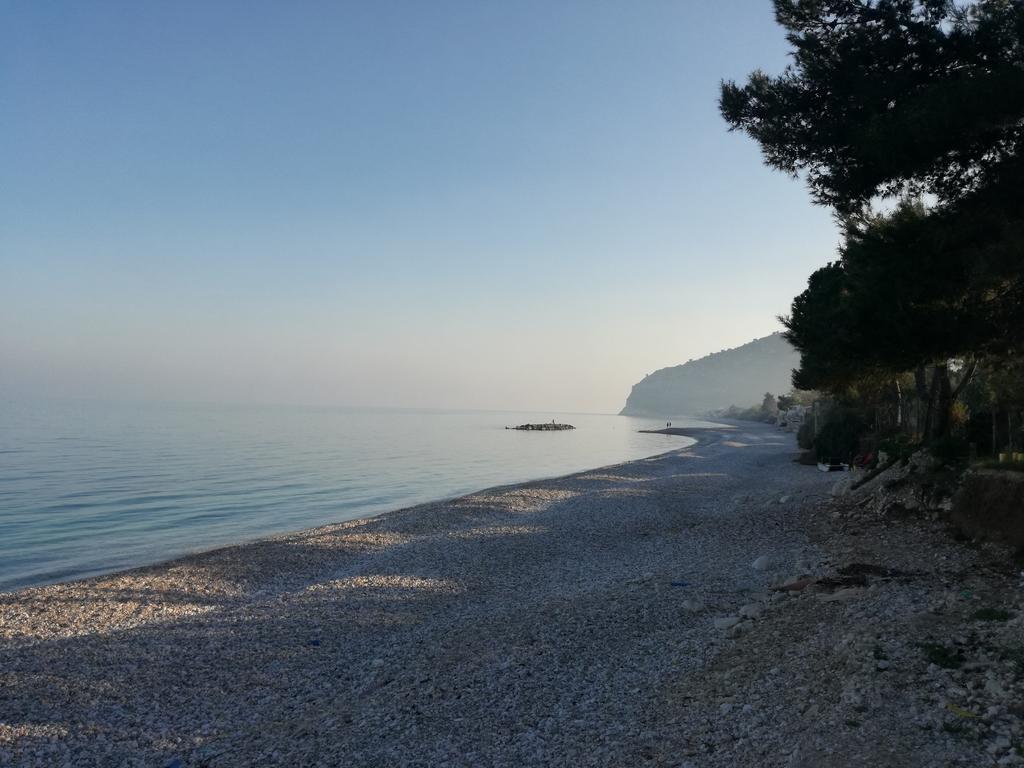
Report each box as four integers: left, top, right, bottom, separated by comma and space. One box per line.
797, 421, 815, 450
879, 433, 916, 465
928, 435, 969, 465
950, 401, 970, 436
814, 407, 867, 462
919, 642, 964, 669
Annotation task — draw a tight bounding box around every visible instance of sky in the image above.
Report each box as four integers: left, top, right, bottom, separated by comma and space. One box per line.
1, 1, 840, 414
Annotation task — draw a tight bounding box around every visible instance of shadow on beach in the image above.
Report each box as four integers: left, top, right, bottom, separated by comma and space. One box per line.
0, 424, 811, 766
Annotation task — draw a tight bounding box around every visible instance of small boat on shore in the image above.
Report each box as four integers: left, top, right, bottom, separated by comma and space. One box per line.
506, 422, 575, 431
817, 460, 850, 472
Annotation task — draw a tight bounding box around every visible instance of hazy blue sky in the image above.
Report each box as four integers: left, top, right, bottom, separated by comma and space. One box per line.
1, 1, 839, 413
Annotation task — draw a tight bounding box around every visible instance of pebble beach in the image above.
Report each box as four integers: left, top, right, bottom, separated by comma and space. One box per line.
2, 422, 1022, 767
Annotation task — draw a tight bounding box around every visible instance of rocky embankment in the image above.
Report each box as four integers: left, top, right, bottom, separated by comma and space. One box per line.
684, 459, 1024, 767
1, 425, 1021, 766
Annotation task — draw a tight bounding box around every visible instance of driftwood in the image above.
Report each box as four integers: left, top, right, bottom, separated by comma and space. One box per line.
506, 423, 575, 431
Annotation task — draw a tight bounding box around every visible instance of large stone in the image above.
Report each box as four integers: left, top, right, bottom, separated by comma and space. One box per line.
728, 621, 753, 638
817, 588, 865, 602
739, 603, 764, 620
950, 470, 1024, 550
831, 477, 853, 497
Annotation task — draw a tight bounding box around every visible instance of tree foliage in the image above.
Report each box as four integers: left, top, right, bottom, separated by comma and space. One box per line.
720, 0, 1024, 439
783, 197, 1020, 390
721, 0, 1024, 214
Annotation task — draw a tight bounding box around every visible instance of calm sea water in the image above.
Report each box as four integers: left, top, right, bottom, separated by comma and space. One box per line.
0, 400, 705, 591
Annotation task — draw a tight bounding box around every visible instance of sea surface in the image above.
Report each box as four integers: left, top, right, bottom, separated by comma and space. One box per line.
0, 400, 709, 591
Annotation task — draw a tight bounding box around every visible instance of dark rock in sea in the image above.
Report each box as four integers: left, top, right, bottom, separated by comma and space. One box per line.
506, 423, 575, 431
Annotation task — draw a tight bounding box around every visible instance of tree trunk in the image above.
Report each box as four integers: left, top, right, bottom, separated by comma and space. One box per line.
931, 363, 953, 441
915, 366, 929, 440
922, 364, 954, 442
922, 367, 938, 440
921, 362, 976, 443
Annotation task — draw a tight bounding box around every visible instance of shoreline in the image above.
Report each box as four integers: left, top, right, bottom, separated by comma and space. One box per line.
2, 422, 810, 763
0, 425, 712, 596
5, 421, 1015, 765
638, 425, 736, 436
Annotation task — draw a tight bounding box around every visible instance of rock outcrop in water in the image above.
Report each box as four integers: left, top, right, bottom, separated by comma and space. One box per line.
620, 333, 799, 417
507, 423, 575, 431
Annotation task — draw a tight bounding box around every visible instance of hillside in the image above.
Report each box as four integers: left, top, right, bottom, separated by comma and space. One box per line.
620, 333, 799, 417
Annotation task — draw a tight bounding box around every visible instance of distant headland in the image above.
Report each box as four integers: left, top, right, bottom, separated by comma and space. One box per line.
620, 333, 799, 418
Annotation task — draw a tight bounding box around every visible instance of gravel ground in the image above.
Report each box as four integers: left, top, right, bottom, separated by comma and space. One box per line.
1, 423, 1020, 766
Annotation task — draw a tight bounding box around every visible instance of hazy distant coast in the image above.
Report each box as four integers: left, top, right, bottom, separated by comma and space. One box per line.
2, 423, 1016, 766
620, 333, 799, 418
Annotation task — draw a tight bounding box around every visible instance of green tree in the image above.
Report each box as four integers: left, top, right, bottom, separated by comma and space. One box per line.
974, 357, 1024, 451
782, 203, 984, 438
722, 0, 1024, 439
720, 0, 1024, 214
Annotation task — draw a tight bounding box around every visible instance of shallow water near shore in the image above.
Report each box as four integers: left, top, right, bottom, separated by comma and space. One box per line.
0, 400, 706, 591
